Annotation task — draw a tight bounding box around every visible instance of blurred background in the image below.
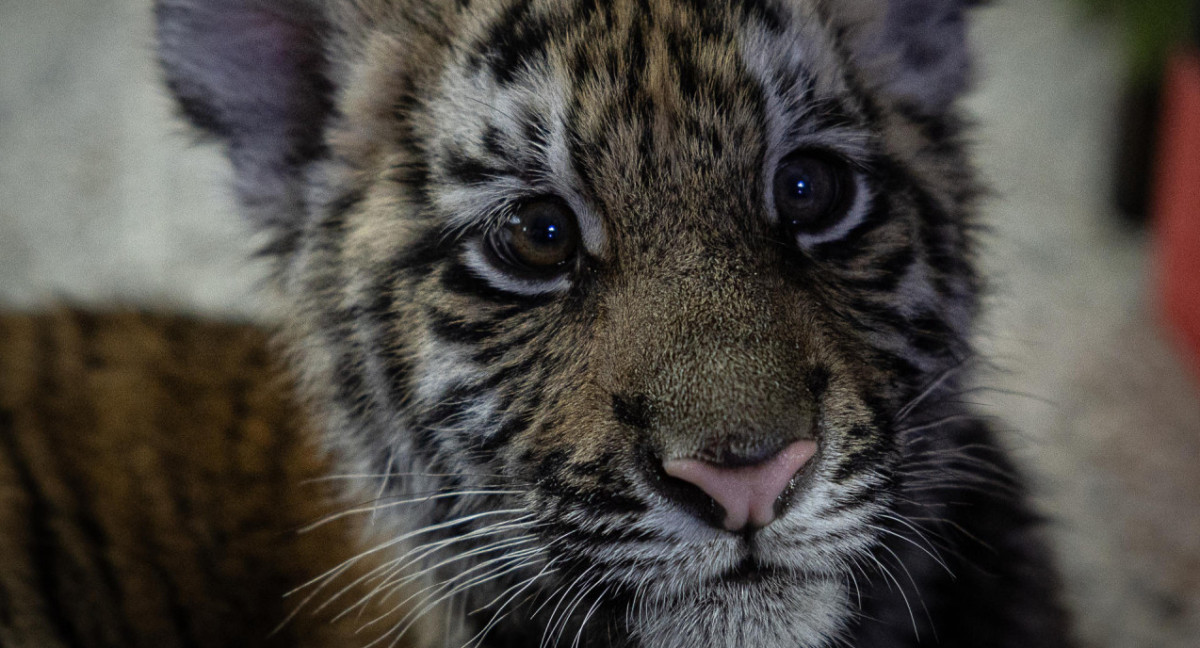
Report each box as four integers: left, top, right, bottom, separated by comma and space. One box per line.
1, 0, 1198, 646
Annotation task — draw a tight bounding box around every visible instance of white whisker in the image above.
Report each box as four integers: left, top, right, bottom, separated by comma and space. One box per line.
300, 490, 524, 533
288, 508, 530, 599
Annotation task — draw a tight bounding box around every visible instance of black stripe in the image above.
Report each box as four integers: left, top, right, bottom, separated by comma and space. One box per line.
544, 519, 661, 546
845, 296, 907, 334
425, 307, 500, 346
360, 268, 415, 408
879, 161, 971, 291
409, 381, 491, 464
481, 123, 506, 159
0, 410, 86, 648
675, 0, 726, 38
861, 393, 892, 432
41, 322, 142, 647
439, 261, 554, 307
406, 415, 454, 479
484, 0, 550, 85
520, 110, 551, 157
611, 393, 652, 431
905, 311, 960, 357
0, 556, 12, 627
566, 125, 603, 200
155, 413, 226, 647
326, 188, 365, 227
493, 376, 551, 438
443, 146, 506, 185
254, 227, 302, 259
474, 411, 532, 454
804, 366, 831, 401
170, 87, 228, 138
536, 460, 648, 518
391, 81, 434, 204
390, 226, 458, 273
470, 320, 543, 366
871, 348, 924, 386
137, 524, 206, 648
479, 354, 542, 393
390, 158, 432, 206
833, 436, 895, 483
568, 0, 602, 24
380, 350, 414, 406
808, 96, 865, 132
825, 486, 879, 514
735, 0, 786, 32
627, 15, 649, 80
893, 101, 967, 151
840, 244, 916, 293
846, 423, 873, 440
824, 23, 887, 128
473, 368, 550, 455
566, 46, 595, 87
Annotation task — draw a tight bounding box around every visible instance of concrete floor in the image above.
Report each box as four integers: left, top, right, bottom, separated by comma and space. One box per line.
1, 0, 1198, 646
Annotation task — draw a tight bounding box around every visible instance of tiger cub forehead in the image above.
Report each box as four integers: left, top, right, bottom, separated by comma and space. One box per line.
338, 0, 879, 261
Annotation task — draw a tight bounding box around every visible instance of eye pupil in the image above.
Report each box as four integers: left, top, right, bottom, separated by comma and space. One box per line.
773, 152, 854, 238
490, 198, 580, 274
525, 216, 562, 245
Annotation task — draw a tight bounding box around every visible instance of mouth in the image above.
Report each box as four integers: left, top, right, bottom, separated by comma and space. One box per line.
716, 556, 789, 586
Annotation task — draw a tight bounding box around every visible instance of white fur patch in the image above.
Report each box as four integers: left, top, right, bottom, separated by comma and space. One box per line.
631, 575, 848, 648
462, 239, 572, 295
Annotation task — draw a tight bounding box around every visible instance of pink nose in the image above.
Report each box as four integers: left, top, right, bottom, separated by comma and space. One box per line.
663, 440, 818, 531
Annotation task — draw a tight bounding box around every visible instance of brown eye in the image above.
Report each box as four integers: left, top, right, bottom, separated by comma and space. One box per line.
773, 151, 855, 238
488, 198, 580, 275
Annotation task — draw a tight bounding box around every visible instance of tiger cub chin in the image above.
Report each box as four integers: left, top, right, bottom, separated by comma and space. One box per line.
8, 0, 1075, 646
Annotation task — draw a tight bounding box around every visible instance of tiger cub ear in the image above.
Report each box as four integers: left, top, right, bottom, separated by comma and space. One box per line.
832, 0, 984, 115
155, 0, 334, 230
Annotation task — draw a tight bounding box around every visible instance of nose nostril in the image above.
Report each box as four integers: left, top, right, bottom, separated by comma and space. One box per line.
701, 441, 787, 468
662, 439, 818, 532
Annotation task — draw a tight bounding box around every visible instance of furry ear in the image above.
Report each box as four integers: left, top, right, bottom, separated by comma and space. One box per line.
835, 0, 983, 115
156, 0, 333, 230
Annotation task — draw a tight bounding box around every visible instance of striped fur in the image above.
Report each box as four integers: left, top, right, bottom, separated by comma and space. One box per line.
0, 0, 1071, 646
0, 311, 425, 648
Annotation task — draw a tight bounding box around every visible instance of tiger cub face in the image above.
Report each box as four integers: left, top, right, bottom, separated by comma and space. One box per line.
158, 0, 981, 645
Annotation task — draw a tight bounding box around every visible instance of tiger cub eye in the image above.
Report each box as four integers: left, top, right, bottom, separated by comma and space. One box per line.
773, 151, 855, 238
491, 199, 580, 273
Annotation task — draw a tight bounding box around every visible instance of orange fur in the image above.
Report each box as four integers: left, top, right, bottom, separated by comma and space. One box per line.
0, 310, 418, 648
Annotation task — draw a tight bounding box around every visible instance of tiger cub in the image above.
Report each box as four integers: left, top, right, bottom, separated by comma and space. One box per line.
5, 0, 1075, 646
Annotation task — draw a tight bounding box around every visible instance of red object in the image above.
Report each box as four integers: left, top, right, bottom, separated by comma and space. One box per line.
1154, 48, 1200, 384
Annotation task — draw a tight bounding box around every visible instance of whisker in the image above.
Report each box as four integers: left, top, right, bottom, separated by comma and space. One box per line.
367, 535, 539, 611
534, 563, 602, 648
299, 490, 525, 532
371, 452, 398, 526
864, 548, 920, 642
894, 359, 973, 424
328, 530, 538, 622
288, 508, 530, 598
551, 574, 604, 648
465, 558, 562, 648
366, 548, 547, 648
869, 522, 952, 578
572, 583, 612, 648
893, 414, 979, 437
304, 470, 519, 485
